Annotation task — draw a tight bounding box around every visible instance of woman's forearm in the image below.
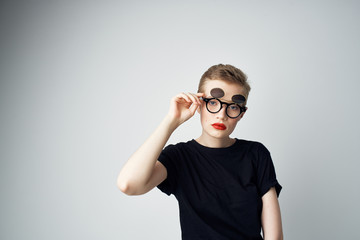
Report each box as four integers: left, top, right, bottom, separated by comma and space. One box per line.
261, 187, 283, 240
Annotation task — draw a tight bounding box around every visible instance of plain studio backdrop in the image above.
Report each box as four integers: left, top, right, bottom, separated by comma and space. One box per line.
0, 0, 359, 239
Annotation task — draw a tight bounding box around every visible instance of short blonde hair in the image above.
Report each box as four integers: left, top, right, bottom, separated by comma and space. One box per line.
198, 64, 251, 103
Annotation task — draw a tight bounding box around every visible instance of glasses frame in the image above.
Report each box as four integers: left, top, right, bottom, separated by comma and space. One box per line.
202, 97, 247, 119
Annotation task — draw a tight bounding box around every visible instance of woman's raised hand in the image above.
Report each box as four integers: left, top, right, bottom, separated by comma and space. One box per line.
167, 92, 205, 127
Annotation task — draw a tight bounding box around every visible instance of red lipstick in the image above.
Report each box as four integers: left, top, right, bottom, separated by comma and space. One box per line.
212, 123, 227, 130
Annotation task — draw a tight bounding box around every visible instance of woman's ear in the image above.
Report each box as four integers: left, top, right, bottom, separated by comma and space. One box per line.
237, 107, 248, 121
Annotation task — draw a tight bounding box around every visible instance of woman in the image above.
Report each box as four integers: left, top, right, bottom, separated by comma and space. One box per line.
117, 64, 283, 240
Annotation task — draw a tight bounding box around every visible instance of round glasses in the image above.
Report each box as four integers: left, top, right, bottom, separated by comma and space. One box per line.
202, 98, 246, 119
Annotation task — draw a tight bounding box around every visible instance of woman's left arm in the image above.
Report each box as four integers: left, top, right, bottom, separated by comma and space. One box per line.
261, 187, 283, 240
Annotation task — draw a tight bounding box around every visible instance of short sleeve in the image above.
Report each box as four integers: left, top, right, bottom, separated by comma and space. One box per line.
255, 143, 282, 197
157, 144, 179, 196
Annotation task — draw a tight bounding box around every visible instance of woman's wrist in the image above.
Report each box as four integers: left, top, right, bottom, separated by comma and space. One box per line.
163, 114, 181, 132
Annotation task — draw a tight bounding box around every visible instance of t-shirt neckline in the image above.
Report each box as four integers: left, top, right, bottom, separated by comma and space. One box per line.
190, 138, 240, 152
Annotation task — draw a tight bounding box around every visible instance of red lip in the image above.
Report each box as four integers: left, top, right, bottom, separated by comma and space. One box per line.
212, 123, 227, 130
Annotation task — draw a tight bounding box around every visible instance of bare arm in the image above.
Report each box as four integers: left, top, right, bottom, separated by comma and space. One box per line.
117, 92, 204, 195
261, 187, 283, 240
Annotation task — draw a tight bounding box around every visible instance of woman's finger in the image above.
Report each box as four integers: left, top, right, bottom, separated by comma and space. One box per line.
175, 93, 191, 103
188, 93, 202, 105
185, 93, 200, 105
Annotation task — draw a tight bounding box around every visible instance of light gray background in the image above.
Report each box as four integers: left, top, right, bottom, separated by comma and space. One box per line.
1, 0, 359, 239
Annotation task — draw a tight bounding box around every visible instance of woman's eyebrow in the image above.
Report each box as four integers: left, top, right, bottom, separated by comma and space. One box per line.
222, 99, 235, 103
205, 96, 234, 102
217, 97, 234, 103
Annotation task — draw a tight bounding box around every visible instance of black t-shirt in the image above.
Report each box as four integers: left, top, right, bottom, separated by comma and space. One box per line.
157, 139, 282, 240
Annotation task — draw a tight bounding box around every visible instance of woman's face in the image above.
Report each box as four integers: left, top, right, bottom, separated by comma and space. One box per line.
199, 79, 247, 141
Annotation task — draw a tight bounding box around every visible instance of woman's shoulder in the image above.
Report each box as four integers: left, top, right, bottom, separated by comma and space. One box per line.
235, 138, 263, 146
235, 139, 270, 153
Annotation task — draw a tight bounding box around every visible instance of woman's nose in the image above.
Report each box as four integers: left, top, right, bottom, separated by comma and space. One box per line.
216, 105, 228, 119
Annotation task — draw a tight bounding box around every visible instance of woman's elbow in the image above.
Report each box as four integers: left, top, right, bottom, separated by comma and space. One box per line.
117, 177, 143, 196
117, 179, 130, 194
